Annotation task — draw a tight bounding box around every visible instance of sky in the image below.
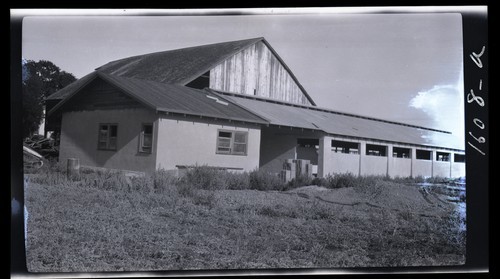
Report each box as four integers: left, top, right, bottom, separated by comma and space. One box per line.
21, 11, 465, 149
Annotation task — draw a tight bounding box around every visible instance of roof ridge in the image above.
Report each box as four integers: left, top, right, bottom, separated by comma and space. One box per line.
95, 37, 264, 71
213, 90, 452, 135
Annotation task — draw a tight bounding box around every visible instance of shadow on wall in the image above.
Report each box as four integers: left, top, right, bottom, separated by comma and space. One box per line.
62, 120, 146, 170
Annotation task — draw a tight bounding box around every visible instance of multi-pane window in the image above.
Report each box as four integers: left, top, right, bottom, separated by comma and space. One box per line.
98, 124, 118, 150
216, 130, 248, 155
139, 124, 153, 153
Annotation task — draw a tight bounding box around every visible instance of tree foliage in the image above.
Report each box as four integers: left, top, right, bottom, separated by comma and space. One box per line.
22, 60, 77, 137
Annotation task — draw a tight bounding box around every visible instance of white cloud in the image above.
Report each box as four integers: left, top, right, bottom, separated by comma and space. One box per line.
409, 81, 465, 149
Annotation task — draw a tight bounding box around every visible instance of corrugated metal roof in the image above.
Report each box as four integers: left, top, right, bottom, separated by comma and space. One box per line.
100, 73, 268, 124
49, 72, 267, 125
217, 92, 464, 151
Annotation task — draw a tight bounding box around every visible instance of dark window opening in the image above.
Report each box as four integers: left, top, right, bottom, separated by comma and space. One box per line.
185, 71, 210, 89
454, 154, 465, 163
331, 140, 359, 154
416, 150, 431, 160
139, 124, 153, 153
216, 130, 248, 156
366, 144, 387, 157
298, 138, 319, 148
436, 151, 450, 162
393, 147, 411, 158
98, 123, 118, 151
297, 138, 319, 164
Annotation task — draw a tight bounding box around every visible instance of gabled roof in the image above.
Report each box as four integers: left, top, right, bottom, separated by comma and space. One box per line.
47, 37, 316, 105
96, 38, 263, 86
212, 90, 465, 151
45, 72, 97, 100
48, 72, 267, 125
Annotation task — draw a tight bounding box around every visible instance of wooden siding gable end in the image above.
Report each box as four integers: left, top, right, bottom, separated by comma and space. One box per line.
208, 38, 316, 106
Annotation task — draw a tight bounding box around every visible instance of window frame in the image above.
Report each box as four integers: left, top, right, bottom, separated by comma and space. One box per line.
139, 123, 154, 154
97, 123, 118, 151
216, 129, 248, 156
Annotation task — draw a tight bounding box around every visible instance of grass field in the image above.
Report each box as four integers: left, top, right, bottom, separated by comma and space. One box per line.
24, 165, 465, 272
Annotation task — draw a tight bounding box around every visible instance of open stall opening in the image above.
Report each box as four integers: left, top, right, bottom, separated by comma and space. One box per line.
366, 144, 387, 157
331, 140, 359, 154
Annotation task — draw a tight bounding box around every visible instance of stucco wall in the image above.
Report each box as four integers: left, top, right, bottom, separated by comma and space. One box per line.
412, 160, 433, 177
433, 161, 451, 177
451, 162, 465, 178
389, 157, 412, 178
328, 153, 360, 175
59, 108, 158, 173
259, 133, 296, 174
155, 116, 260, 172
319, 136, 360, 177
361, 155, 388, 176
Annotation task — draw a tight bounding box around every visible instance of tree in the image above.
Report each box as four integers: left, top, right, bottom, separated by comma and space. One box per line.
24, 60, 77, 98
22, 60, 77, 137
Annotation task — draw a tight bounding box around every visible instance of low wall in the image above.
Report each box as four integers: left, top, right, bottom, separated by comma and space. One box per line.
433, 161, 451, 177
389, 157, 412, 178
361, 155, 388, 176
328, 153, 360, 175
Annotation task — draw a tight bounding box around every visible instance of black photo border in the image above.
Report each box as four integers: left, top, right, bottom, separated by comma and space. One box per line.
10, 4, 489, 278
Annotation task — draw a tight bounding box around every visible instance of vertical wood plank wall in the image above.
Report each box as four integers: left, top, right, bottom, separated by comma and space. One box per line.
209, 41, 311, 105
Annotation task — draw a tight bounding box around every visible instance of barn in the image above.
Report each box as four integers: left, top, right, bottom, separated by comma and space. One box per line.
46, 37, 465, 178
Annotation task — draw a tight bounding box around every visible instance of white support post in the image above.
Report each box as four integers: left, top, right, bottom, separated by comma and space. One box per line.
359, 142, 366, 176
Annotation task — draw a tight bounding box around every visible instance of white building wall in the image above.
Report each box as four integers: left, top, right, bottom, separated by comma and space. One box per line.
155, 115, 261, 172
318, 136, 464, 178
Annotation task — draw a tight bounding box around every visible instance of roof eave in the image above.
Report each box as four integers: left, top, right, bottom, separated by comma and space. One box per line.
156, 107, 268, 125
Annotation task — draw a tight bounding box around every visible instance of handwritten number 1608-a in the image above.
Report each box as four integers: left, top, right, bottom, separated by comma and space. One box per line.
467, 46, 486, 156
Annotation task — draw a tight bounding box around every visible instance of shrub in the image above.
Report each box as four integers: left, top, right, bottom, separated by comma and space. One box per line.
176, 183, 195, 198
354, 176, 386, 197
286, 174, 313, 190
412, 175, 426, 184
426, 176, 448, 184
181, 165, 226, 190
151, 170, 179, 194
248, 169, 284, 191
27, 168, 69, 186
311, 177, 327, 187
79, 169, 130, 192
322, 173, 359, 189
224, 172, 250, 190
